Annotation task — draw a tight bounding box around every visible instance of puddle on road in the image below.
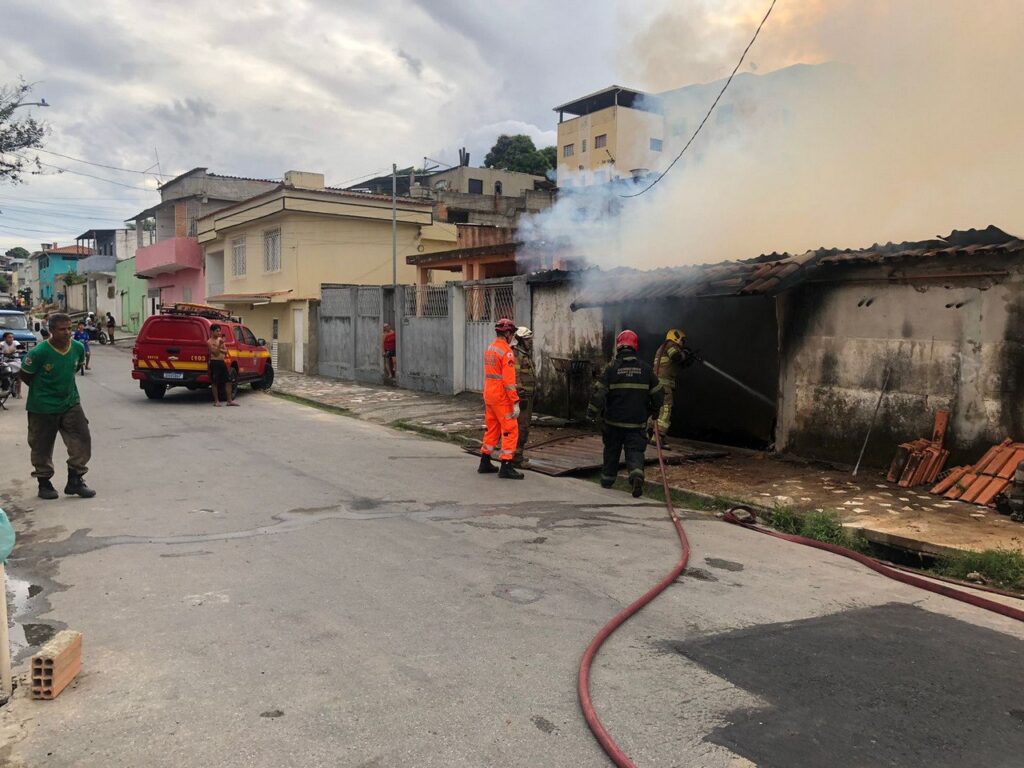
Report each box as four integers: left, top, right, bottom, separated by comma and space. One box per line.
5, 571, 54, 659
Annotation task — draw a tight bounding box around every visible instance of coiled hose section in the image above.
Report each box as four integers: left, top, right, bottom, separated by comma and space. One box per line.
577, 429, 1024, 768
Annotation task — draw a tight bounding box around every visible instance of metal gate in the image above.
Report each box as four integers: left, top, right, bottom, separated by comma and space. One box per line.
463, 281, 514, 392
319, 285, 355, 379
355, 286, 383, 381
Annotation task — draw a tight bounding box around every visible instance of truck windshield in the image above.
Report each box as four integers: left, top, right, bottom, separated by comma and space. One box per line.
0, 314, 29, 331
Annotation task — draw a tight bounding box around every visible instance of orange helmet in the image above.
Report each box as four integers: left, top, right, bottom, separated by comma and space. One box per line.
495, 318, 516, 333
615, 330, 639, 351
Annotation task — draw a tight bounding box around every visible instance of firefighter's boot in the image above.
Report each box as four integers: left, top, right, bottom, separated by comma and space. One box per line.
631, 476, 644, 498
478, 455, 499, 474
499, 460, 524, 480
37, 479, 59, 500
64, 473, 96, 498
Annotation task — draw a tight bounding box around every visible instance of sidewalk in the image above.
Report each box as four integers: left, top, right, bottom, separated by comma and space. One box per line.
273, 371, 1024, 555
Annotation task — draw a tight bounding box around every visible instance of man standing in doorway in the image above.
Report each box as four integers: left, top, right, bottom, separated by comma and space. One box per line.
478, 317, 523, 479
207, 324, 237, 407
588, 330, 663, 498
20, 312, 95, 499
382, 323, 397, 380
512, 326, 536, 468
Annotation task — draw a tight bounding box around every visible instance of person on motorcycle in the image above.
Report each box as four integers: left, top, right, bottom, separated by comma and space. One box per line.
0, 331, 21, 398
73, 322, 91, 373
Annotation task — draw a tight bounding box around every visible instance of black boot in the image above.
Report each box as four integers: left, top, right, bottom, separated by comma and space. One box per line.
499, 460, 524, 480
478, 455, 498, 474
64, 473, 96, 498
631, 476, 644, 498
37, 478, 59, 500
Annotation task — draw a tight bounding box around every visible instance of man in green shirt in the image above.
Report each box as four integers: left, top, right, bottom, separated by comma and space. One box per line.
20, 313, 95, 499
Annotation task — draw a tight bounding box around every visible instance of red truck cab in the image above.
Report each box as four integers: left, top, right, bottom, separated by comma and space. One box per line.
131, 303, 274, 400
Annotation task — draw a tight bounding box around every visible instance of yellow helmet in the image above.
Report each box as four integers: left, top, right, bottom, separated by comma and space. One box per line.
666, 328, 685, 344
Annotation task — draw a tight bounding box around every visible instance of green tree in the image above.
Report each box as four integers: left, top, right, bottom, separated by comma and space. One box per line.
539, 146, 556, 172
4, 246, 29, 260
483, 134, 551, 176
0, 80, 47, 184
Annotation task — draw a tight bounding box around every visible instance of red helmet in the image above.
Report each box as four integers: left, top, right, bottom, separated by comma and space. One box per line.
495, 318, 516, 333
615, 330, 639, 351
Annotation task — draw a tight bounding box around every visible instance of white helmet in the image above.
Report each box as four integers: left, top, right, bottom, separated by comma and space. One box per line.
515, 326, 533, 340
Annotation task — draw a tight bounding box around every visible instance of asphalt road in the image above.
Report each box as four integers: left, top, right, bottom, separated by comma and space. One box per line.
1, 345, 1023, 767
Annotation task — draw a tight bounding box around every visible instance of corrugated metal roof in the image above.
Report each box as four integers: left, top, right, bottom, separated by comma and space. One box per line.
571, 226, 1024, 309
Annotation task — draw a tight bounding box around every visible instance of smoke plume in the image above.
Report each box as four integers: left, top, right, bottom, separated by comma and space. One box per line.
522, 1, 1024, 269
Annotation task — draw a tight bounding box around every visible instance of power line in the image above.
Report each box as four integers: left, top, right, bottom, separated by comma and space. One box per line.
619, 0, 777, 199
34, 148, 166, 177
5, 154, 157, 191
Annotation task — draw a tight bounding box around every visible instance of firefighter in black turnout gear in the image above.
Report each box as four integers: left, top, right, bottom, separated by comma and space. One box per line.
587, 330, 664, 498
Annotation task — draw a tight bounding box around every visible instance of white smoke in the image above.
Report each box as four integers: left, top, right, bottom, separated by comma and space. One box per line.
521, 0, 1024, 269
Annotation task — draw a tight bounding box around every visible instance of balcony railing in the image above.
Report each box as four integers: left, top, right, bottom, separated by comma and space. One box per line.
135, 237, 202, 277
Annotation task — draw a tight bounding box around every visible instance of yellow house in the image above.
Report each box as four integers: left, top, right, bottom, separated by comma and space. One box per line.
197, 171, 455, 373
554, 85, 665, 186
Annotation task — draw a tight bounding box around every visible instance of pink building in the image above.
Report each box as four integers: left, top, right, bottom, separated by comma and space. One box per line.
130, 168, 278, 309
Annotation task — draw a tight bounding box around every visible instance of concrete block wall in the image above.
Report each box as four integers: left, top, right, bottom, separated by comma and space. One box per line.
777, 264, 1024, 466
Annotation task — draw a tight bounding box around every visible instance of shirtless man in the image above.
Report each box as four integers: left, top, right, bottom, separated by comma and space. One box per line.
207, 324, 238, 407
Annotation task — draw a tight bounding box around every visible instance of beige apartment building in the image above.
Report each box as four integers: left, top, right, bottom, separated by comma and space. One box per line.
554, 86, 665, 186
198, 171, 454, 373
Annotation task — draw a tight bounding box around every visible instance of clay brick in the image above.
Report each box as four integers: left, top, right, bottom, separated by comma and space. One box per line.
31, 657, 81, 700
898, 452, 925, 487
946, 472, 977, 499
30, 631, 81, 701
961, 474, 995, 503
932, 466, 968, 495
975, 476, 1009, 507
972, 440, 1012, 472
931, 410, 950, 447
997, 448, 1024, 479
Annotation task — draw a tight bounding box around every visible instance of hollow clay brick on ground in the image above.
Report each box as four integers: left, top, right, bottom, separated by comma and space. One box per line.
30, 630, 82, 700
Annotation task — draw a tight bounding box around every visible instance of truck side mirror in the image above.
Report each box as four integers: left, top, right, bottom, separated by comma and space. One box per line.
257, 338, 266, 346
34, 322, 40, 331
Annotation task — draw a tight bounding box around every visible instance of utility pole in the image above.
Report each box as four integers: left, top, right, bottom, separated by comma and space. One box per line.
391, 163, 397, 288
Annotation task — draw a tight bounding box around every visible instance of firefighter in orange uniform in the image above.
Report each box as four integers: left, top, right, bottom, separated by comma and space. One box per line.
478, 317, 524, 479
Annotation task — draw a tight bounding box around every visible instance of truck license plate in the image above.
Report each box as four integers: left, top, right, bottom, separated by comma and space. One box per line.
163, 372, 184, 380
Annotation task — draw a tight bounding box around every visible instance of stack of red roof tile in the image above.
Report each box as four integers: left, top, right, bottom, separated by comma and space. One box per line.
887, 411, 950, 487
931, 438, 1024, 506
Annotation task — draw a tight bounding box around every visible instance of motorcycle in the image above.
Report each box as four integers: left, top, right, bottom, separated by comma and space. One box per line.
85, 325, 109, 345
0, 354, 20, 409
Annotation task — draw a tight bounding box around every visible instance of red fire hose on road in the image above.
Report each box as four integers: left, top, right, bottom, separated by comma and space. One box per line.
721, 506, 1024, 623
577, 427, 688, 768
577, 428, 1024, 768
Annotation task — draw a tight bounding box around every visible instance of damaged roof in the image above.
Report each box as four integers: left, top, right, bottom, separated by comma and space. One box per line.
570, 226, 1024, 309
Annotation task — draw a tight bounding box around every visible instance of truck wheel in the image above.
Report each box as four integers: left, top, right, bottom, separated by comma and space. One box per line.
230, 367, 239, 399
252, 363, 274, 390
143, 383, 167, 400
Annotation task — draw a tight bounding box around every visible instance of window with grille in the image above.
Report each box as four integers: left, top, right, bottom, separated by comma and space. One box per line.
231, 237, 246, 276
582, 138, 587, 152
264, 229, 281, 273
650, 138, 663, 152
563, 144, 575, 158
594, 134, 607, 149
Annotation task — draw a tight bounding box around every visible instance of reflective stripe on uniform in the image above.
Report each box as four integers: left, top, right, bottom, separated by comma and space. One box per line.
486, 373, 503, 379
651, 381, 665, 394
605, 419, 647, 429
608, 383, 651, 390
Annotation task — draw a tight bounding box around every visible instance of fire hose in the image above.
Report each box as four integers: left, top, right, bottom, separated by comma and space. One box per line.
576, 427, 1024, 768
